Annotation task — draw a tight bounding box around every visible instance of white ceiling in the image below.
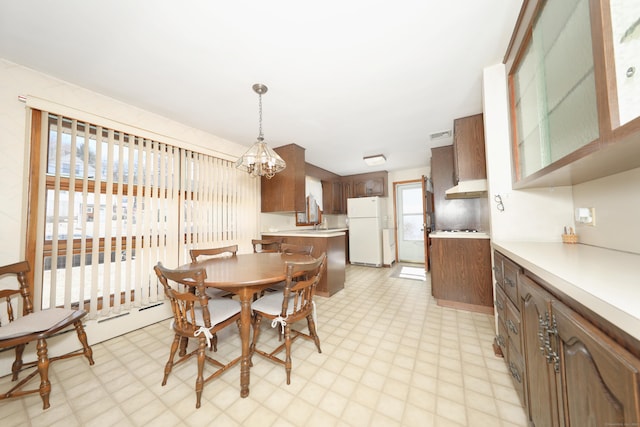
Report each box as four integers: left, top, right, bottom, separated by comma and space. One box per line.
0, 0, 523, 176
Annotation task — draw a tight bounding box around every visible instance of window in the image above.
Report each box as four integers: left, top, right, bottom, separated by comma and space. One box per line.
29, 110, 258, 318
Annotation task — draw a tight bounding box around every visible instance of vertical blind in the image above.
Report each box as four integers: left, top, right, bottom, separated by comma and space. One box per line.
36, 110, 259, 319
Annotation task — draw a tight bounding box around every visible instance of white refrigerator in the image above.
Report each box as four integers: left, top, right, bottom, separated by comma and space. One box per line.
347, 196, 386, 267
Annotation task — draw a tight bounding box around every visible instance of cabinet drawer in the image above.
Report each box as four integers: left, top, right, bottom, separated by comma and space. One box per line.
506, 298, 522, 354
496, 320, 508, 358
503, 257, 520, 305
493, 251, 505, 291
495, 285, 507, 325
507, 337, 526, 407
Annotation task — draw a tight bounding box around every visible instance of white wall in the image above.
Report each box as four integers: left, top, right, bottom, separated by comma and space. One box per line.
572, 167, 640, 254
482, 63, 574, 242
0, 58, 256, 264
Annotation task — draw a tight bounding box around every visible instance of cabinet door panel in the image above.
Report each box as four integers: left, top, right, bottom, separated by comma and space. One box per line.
553, 301, 640, 426
520, 274, 561, 427
431, 238, 492, 307
453, 114, 486, 181
503, 257, 520, 305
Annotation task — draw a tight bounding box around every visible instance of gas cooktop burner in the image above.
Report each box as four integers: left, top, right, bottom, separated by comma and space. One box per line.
439, 229, 479, 233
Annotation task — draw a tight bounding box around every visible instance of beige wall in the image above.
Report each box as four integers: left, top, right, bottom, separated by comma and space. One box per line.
572, 168, 640, 254
0, 58, 256, 264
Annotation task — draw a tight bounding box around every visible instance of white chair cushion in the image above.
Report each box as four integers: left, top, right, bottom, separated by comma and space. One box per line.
252, 292, 296, 316
0, 308, 77, 340
205, 287, 230, 299
188, 299, 241, 327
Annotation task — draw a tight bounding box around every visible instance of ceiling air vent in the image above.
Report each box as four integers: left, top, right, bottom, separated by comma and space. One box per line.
429, 130, 452, 140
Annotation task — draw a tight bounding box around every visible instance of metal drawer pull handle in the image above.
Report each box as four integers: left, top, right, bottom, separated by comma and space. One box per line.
509, 362, 522, 383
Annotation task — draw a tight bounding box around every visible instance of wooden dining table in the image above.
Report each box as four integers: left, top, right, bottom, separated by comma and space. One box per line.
176, 251, 314, 398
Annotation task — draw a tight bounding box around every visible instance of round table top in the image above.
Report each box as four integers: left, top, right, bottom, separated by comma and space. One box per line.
177, 252, 314, 289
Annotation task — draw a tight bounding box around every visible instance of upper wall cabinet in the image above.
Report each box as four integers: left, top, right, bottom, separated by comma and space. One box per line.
453, 113, 487, 182
261, 144, 306, 212
345, 171, 388, 198
322, 180, 345, 214
506, 0, 640, 188
610, 0, 640, 126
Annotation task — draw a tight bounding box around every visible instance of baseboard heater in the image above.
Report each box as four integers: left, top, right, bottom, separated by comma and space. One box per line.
98, 312, 130, 323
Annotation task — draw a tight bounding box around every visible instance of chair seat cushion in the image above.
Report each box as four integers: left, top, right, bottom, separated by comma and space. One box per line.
188, 299, 241, 327
0, 308, 77, 340
205, 287, 231, 299
252, 292, 296, 317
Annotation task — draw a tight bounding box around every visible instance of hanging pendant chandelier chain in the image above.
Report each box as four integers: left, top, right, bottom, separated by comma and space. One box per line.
236, 83, 285, 179
257, 90, 263, 140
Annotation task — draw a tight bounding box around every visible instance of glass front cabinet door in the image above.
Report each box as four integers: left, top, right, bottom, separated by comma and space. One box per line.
609, 0, 640, 127
507, 0, 640, 187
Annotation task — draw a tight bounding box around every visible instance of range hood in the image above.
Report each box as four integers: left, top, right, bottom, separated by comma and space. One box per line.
445, 179, 488, 199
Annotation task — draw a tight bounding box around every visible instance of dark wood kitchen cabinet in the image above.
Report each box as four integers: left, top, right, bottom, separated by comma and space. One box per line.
261, 233, 346, 297
343, 171, 388, 198
453, 113, 486, 182
520, 273, 640, 427
519, 274, 561, 427
493, 251, 526, 407
505, 0, 640, 188
261, 144, 305, 212
430, 237, 493, 313
496, 250, 640, 427
553, 299, 640, 426
322, 179, 345, 214
430, 145, 487, 231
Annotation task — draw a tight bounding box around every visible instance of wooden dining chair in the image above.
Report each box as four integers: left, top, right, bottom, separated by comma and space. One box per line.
0, 261, 94, 409
280, 243, 313, 255
261, 243, 315, 295
251, 238, 283, 253
188, 244, 238, 299
153, 262, 241, 408
250, 252, 326, 384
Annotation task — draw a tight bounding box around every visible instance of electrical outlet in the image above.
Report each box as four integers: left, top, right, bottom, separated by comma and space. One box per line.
575, 207, 595, 226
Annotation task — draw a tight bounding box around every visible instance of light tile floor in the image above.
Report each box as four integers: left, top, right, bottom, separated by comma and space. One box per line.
1, 264, 528, 426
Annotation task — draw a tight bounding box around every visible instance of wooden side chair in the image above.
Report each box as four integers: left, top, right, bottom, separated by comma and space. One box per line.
0, 261, 94, 409
154, 262, 241, 408
188, 244, 238, 299
261, 243, 315, 295
280, 243, 313, 255
251, 238, 283, 253
250, 253, 326, 384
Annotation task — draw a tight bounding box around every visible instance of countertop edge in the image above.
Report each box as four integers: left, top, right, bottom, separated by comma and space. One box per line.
430, 232, 490, 239
492, 241, 640, 342
262, 229, 347, 238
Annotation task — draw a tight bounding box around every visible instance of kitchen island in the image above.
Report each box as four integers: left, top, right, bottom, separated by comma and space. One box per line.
261, 229, 347, 297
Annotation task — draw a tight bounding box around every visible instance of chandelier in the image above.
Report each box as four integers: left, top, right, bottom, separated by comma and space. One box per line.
235, 83, 286, 179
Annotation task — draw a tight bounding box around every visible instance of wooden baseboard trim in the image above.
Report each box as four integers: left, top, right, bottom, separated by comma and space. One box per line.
435, 298, 494, 315
493, 338, 504, 358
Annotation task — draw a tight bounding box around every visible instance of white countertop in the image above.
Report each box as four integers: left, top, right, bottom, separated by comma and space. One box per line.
493, 241, 640, 341
262, 228, 347, 238
430, 231, 490, 239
